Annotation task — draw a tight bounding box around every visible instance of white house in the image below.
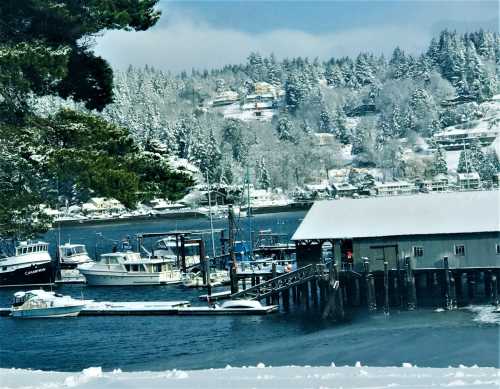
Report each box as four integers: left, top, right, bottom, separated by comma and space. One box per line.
82, 197, 125, 215
457, 172, 481, 190
375, 181, 417, 196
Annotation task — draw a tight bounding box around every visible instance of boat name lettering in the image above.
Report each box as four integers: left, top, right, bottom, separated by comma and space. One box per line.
24, 268, 46, 275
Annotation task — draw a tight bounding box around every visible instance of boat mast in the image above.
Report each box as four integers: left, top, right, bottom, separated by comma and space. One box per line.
206, 171, 216, 257
246, 165, 253, 259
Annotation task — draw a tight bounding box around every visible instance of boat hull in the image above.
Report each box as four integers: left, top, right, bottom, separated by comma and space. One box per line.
79, 270, 180, 286
11, 305, 84, 318
0, 261, 57, 288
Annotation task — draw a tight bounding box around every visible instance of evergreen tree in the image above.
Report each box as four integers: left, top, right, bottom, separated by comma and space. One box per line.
319, 109, 332, 133
389, 47, 409, 79
430, 147, 448, 176
222, 119, 246, 162
276, 115, 295, 142
355, 53, 375, 85
457, 149, 472, 173
256, 157, 271, 189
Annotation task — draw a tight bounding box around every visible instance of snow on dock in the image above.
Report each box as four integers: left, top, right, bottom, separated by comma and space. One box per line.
0, 300, 278, 316
80, 301, 190, 316
177, 304, 278, 315
198, 290, 232, 301
1, 364, 498, 389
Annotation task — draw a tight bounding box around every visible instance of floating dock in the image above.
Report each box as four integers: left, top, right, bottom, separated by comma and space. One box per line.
0, 300, 278, 316
80, 300, 190, 316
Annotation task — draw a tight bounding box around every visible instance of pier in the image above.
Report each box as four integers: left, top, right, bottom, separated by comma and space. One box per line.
223, 191, 500, 319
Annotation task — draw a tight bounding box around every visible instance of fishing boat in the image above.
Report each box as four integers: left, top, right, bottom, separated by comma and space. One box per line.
78, 252, 182, 286
10, 290, 85, 318
57, 243, 93, 269
0, 241, 57, 287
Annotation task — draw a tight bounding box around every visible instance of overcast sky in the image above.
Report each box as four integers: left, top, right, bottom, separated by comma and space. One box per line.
94, 0, 499, 73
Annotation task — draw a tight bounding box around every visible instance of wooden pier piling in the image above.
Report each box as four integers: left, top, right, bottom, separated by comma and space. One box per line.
364, 260, 376, 311
443, 257, 453, 310
405, 258, 416, 310
491, 273, 498, 306
383, 261, 389, 315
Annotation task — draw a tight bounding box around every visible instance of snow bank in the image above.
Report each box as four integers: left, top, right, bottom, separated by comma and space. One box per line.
1, 365, 499, 389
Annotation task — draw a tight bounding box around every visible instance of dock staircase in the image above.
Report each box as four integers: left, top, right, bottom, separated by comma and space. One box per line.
231, 263, 327, 300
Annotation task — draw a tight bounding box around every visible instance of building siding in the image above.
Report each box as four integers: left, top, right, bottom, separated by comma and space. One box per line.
352, 232, 500, 271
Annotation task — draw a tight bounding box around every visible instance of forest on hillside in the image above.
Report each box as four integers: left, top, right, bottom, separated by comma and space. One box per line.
38, 29, 500, 190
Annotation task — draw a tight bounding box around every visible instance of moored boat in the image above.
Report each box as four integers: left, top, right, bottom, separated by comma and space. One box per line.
0, 241, 57, 287
182, 269, 230, 288
10, 290, 85, 318
78, 251, 182, 286
153, 237, 201, 268
57, 243, 93, 269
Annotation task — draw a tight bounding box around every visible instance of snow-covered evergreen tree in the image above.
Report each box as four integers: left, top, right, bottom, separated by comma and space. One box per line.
430, 147, 448, 176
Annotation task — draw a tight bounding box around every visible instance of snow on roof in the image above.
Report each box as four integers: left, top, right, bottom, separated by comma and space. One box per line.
457, 172, 480, 180
292, 190, 500, 240
375, 181, 414, 188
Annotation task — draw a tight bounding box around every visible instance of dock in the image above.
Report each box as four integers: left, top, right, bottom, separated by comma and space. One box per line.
0, 300, 278, 317
80, 300, 189, 316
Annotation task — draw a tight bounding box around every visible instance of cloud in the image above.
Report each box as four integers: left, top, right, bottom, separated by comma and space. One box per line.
93, 6, 493, 73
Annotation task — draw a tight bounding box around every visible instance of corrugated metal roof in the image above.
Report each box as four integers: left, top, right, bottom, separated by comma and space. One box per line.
292, 190, 500, 240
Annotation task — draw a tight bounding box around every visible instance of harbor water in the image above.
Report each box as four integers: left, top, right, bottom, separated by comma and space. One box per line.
0, 212, 498, 371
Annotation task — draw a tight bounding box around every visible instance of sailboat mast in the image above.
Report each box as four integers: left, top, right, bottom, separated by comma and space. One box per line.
246, 165, 253, 259
207, 171, 216, 257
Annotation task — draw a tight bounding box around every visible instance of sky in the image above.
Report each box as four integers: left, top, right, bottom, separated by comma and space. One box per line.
94, 0, 499, 73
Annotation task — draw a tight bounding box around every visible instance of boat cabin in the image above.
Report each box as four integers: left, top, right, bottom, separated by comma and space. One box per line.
15, 242, 49, 256
99, 252, 175, 273
59, 244, 87, 258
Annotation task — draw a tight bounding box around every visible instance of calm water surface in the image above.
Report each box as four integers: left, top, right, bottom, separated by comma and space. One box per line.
0, 212, 498, 371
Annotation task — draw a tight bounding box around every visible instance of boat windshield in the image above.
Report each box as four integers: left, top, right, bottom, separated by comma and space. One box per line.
64, 246, 86, 257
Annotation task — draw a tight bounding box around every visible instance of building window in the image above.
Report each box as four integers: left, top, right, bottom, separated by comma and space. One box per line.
496, 244, 500, 255
455, 245, 465, 256
413, 246, 424, 257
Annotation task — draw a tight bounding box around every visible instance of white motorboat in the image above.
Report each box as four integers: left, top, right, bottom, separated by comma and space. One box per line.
177, 299, 278, 315
153, 237, 200, 268
57, 243, 93, 269
0, 241, 57, 287
78, 252, 182, 286
182, 270, 230, 288
10, 290, 85, 318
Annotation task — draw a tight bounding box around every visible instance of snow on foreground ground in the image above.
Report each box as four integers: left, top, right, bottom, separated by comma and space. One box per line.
2, 365, 499, 389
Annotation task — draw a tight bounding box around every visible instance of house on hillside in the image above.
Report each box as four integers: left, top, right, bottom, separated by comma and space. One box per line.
82, 197, 125, 216
375, 181, 417, 196
457, 172, 480, 190
292, 190, 500, 271
331, 182, 358, 198
418, 174, 450, 192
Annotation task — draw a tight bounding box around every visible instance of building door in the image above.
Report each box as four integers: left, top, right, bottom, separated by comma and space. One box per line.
370, 245, 398, 271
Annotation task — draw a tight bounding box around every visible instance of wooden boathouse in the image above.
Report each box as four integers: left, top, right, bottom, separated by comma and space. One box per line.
292, 190, 499, 272
231, 191, 499, 316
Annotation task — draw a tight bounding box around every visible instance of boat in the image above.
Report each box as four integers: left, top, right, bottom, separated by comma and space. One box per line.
153, 237, 200, 268
182, 269, 230, 288
77, 252, 182, 286
10, 290, 85, 318
57, 243, 93, 269
177, 299, 278, 315
0, 241, 57, 287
